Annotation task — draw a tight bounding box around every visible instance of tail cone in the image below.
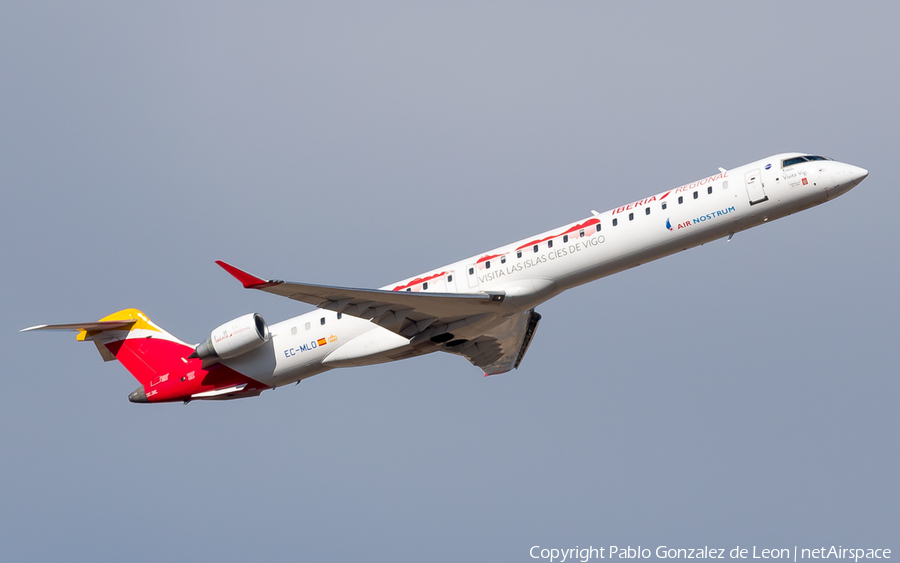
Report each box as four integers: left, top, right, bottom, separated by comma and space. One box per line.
128, 386, 148, 404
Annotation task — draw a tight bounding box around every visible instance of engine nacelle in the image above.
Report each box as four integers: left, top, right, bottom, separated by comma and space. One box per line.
192, 313, 270, 361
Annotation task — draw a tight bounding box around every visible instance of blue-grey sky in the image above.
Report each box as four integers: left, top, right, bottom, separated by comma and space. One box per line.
2, 2, 897, 562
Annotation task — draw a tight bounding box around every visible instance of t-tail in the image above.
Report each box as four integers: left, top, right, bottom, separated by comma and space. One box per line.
20, 309, 269, 403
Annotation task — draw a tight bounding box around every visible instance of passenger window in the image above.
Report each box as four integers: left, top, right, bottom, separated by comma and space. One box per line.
707, 186, 713, 194
579, 229, 585, 237
337, 313, 342, 319
628, 213, 634, 221
516, 251, 522, 258
662, 202, 667, 210
485, 261, 490, 269
305, 322, 311, 330
447, 275, 453, 282
693, 191, 698, 199
291, 326, 297, 335
678, 196, 683, 204
320, 317, 325, 325
563, 235, 568, 243
596, 224, 601, 232
645, 207, 650, 215
548, 240, 553, 248
406, 288, 411, 292
500, 256, 506, 264
423, 282, 428, 289
533, 245, 538, 253
469, 267, 474, 275
613, 218, 618, 226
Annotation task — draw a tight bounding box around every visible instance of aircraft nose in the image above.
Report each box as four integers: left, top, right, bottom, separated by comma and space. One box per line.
841, 164, 868, 191
848, 165, 868, 184
827, 163, 868, 198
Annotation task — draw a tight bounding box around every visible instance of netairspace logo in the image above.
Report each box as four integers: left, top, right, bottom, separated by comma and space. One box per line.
529, 546, 892, 563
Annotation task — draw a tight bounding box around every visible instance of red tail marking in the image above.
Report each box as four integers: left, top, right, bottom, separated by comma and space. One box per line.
106, 338, 192, 386
106, 338, 269, 403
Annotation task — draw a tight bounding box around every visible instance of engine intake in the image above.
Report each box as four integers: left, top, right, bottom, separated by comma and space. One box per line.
191, 313, 270, 362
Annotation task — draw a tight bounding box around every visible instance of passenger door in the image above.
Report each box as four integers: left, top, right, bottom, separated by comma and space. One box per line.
745, 169, 768, 205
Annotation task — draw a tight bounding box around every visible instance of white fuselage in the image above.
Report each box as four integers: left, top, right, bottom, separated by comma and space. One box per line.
222, 153, 867, 386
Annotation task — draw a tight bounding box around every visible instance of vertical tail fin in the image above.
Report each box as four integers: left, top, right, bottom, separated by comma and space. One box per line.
83, 309, 193, 388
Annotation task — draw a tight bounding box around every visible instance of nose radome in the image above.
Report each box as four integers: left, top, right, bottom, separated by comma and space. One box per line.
829, 163, 868, 198
849, 165, 868, 183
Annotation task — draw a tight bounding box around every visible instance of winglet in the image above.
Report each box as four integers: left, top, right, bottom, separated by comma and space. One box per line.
215, 260, 281, 289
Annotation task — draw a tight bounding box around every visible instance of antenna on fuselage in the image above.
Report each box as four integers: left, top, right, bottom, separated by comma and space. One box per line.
718, 167, 727, 173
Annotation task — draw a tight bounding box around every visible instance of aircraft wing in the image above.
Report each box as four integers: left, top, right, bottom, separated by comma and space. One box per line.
216, 261, 542, 375
215, 261, 507, 342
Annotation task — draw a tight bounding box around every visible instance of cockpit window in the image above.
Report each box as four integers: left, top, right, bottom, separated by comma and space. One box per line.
782, 157, 807, 167
783, 155, 831, 167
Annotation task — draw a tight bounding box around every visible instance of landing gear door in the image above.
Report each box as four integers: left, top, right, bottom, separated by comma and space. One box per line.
745, 169, 768, 205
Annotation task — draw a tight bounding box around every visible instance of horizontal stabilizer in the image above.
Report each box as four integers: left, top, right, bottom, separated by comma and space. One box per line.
20, 309, 186, 368
20, 320, 136, 333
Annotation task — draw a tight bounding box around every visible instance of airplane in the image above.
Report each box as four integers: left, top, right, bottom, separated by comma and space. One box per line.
22, 153, 868, 404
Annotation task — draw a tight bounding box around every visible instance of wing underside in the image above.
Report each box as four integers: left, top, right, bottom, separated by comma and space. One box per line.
443, 309, 542, 375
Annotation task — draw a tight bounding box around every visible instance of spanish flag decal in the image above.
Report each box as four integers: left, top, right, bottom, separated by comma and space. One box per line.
317, 337, 327, 347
